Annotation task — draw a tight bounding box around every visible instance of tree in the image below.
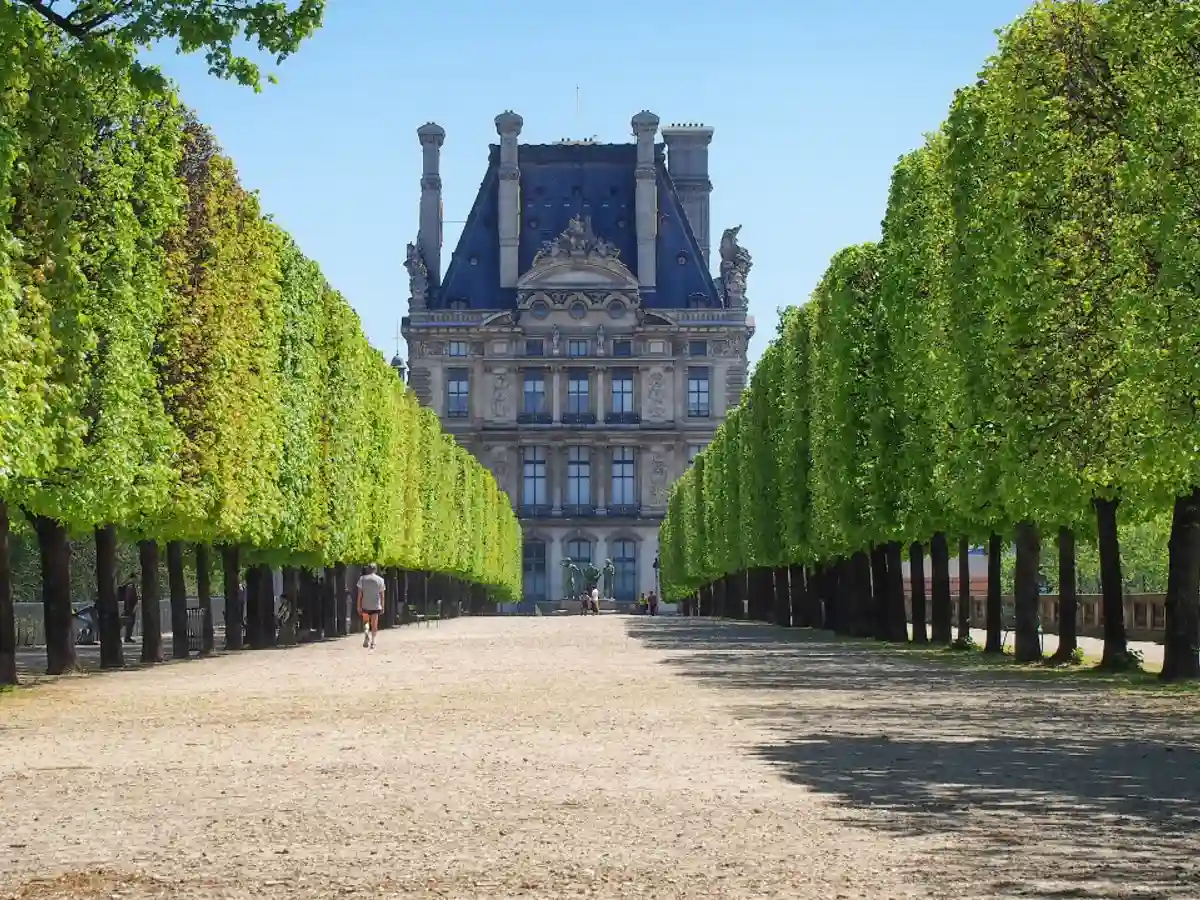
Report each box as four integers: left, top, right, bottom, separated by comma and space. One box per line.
15, 0, 326, 89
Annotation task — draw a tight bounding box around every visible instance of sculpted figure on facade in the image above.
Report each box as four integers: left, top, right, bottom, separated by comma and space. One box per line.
718, 225, 752, 309
550, 324, 561, 356
595, 324, 606, 356
532, 215, 619, 266
405, 242, 429, 309
648, 453, 669, 505
492, 370, 510, 419
646, 372, 666, 419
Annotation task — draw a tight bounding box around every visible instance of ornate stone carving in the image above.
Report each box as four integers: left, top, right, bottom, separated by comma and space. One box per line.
415, 340, 444, 358
717, 225, 752, 308
595, 324, 606, 356
492, 370, 511, 419
648, 453, 669, 505
532, 215, 619, 267
710, 335, 747, 358
550, 324, 561, 356
405, 242, 429, 310
491, 452, 509, 489
647, 372, 666, 419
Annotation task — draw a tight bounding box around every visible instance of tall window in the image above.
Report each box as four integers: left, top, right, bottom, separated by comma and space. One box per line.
689, 339, 708, 357
566, 538, 592, 566
612, 339, 633, 358
567, 447, 591, 505
613, 539, 637, 601
687, 367, 710, 418
611, 447, 636, 506
522, 446, 547, 506
448, 340, 469, 357
523, 540, 547, 601
568, 339, 589, 357
566, 369, 590, 415
523, 371, 547, 414
610, 369, 634, 414
687, 442, 709, 465
446, 368, 469, 418
525, 339, 544, 357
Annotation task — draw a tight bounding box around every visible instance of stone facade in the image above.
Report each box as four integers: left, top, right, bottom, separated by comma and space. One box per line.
402, 112, 753, 604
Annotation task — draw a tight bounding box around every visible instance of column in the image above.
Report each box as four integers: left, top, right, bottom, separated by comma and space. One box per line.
594, 444, 607, 515
495, 111, 523, 288
551, 366, 562, 422
596, 368, 606, 422
550, 445, 563, 514
631, 111, 659, 290
547, 536, 562, 603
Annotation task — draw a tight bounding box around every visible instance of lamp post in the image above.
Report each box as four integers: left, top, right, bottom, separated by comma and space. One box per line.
653, 554, 660, 598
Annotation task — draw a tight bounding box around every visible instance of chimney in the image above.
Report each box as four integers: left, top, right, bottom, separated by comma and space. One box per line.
630, 111, 660, 290
495, 110, 523, 288
417, 122, 446, 286
660, 123, 714, 266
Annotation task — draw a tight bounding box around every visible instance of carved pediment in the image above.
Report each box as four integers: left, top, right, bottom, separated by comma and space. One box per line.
481, 310, 516, 328
518, 215, 638, 292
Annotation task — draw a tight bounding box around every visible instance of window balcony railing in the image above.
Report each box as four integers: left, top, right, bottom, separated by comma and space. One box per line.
561, 412, 597, 425
518, 504, 553, 519
606, 504, 640, 518
604, 411, 640, 425
561, 504, 597, 518
516, 411, 553, 425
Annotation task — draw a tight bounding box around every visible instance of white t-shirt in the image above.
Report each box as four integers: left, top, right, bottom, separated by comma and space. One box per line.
357, 573, 386, 612
590, 588, 599, 602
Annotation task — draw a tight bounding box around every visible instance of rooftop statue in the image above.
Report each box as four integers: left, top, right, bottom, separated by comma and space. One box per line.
718, 225, 752, 308
532, 215, 619, 266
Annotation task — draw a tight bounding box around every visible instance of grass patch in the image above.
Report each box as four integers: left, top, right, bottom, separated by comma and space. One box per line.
833, 633, 1200, 695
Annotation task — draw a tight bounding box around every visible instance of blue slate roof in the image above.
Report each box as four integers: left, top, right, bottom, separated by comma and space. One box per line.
435, 142, 720, 310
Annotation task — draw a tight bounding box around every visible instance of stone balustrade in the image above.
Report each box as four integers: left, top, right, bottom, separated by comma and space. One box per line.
907, 593, 1167, 642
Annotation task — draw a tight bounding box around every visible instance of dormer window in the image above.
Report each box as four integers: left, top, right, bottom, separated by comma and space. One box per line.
447, 299, 469, 310
677, 251, 689, 266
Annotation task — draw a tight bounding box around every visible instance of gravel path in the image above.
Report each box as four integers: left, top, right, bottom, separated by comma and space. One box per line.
1, 616, 1197, 899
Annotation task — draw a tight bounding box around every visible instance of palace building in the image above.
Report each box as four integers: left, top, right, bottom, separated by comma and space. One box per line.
400, 111, 753, 606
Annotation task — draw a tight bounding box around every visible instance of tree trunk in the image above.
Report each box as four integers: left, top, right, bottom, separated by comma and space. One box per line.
772, 566, 790, 626
397, 570, 409, 624
885, 541, 907, 643
244, 564, 262, 648
984, 532, 1003, 654
1013, 521, 1042, 662
1050, 527, 1078, 663
957, 536, 971, 643
196, 545, 214, 654
698, 582, 712, 616
94, 525, 124, 669
348, 565, 363, 633
334, 563, 348, 636
1162, 488, 1200, 681
0, 502, 15, 685
33, 515, 75, 675
843, 551, 866, 636
166, 541, 189, 659
930, 532, 952, 643
322, 567, 337, 635
787, 564, 806, 627
222, 545, 242, 651
869, 544, 888, 640
381, 568, 396, 628
139, 540, 163, 663
909, 542, 927, 644
1093, 496, 1130, 668
277, 566, 298, 645
259, 564, 276, 647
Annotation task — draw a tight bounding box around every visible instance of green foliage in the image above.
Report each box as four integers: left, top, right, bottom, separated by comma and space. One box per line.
0, 8, 522, 603
15, 0, 327, 89
658, 0, 1200, 630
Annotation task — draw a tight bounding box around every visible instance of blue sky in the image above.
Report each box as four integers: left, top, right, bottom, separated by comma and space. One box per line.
150, 0, 1033, 366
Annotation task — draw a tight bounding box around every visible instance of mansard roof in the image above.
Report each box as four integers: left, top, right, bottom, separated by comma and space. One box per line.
436, 142, 721, 310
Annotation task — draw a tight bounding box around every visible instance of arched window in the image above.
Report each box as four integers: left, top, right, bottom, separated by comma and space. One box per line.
523, 540, 547, 601
565, 538, 592, 566
612, 539, 637, 601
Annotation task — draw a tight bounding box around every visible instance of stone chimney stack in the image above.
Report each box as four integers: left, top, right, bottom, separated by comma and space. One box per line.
660, 123, 714, 266
631, 110, 660, 291
417, 122, 446, 286
495, 111, 523, 288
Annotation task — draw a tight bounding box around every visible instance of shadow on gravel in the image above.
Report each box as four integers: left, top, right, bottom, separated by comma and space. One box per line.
626, 617, 1200, 899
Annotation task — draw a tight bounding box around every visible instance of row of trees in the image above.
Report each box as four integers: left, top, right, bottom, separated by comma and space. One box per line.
0, 4, 522, 683
660, 0, 1200, 681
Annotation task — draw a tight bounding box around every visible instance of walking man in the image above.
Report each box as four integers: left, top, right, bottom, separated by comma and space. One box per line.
357, 563, 386, 650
